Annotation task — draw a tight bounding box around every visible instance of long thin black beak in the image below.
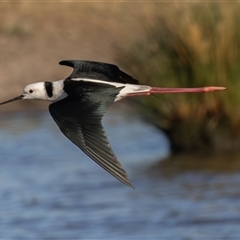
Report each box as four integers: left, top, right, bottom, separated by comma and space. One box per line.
0, 95, 24, 105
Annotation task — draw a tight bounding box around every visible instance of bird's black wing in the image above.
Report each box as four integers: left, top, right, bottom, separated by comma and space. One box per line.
49, 82, 134, 188
59, 60, 139, 84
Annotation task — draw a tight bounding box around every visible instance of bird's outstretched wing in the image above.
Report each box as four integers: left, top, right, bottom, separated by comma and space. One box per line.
49, 82, 134, 188
59, 60, 139, 84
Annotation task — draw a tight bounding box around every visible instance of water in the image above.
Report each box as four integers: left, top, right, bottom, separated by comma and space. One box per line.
0, 108, 240, 239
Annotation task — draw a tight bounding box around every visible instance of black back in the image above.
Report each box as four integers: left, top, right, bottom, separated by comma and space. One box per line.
59, 60, 139, 84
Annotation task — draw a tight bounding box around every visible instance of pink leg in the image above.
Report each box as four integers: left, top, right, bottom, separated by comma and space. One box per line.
127, 86, 226, 97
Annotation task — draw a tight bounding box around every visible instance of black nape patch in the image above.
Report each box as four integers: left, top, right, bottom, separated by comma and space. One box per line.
44, 81, 53, 98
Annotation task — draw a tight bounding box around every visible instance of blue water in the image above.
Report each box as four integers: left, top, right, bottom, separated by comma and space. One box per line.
0, 107, 240, 239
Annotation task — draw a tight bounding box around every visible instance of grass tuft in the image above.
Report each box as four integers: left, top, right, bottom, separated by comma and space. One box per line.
115, 3, 240, 153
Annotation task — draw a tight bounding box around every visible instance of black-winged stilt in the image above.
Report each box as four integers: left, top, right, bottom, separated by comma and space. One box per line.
0, 60, 226, 188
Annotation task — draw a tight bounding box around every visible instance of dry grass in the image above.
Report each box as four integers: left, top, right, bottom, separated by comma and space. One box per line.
115, 2, 240, 152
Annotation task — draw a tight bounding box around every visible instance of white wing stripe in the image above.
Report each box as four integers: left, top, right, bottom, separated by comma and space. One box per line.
71, 77, 151, 102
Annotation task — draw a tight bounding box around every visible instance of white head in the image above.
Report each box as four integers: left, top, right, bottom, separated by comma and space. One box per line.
23, 82, 49, 100
0, 80, 66, 106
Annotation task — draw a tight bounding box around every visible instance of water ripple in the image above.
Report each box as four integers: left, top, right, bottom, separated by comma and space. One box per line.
0, 109, 239, 239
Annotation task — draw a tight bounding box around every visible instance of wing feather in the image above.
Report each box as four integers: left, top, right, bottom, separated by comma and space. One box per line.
49, 83, 134, 188
59, 60, 139, 84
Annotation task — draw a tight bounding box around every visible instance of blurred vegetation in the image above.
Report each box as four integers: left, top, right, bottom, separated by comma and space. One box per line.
116, 2, 240, 154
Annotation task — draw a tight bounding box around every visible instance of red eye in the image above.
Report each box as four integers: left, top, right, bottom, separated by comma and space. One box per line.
29, 90, 33, 93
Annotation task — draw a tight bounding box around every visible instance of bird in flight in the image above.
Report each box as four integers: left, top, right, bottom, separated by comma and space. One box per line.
0, 60, 226, 188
